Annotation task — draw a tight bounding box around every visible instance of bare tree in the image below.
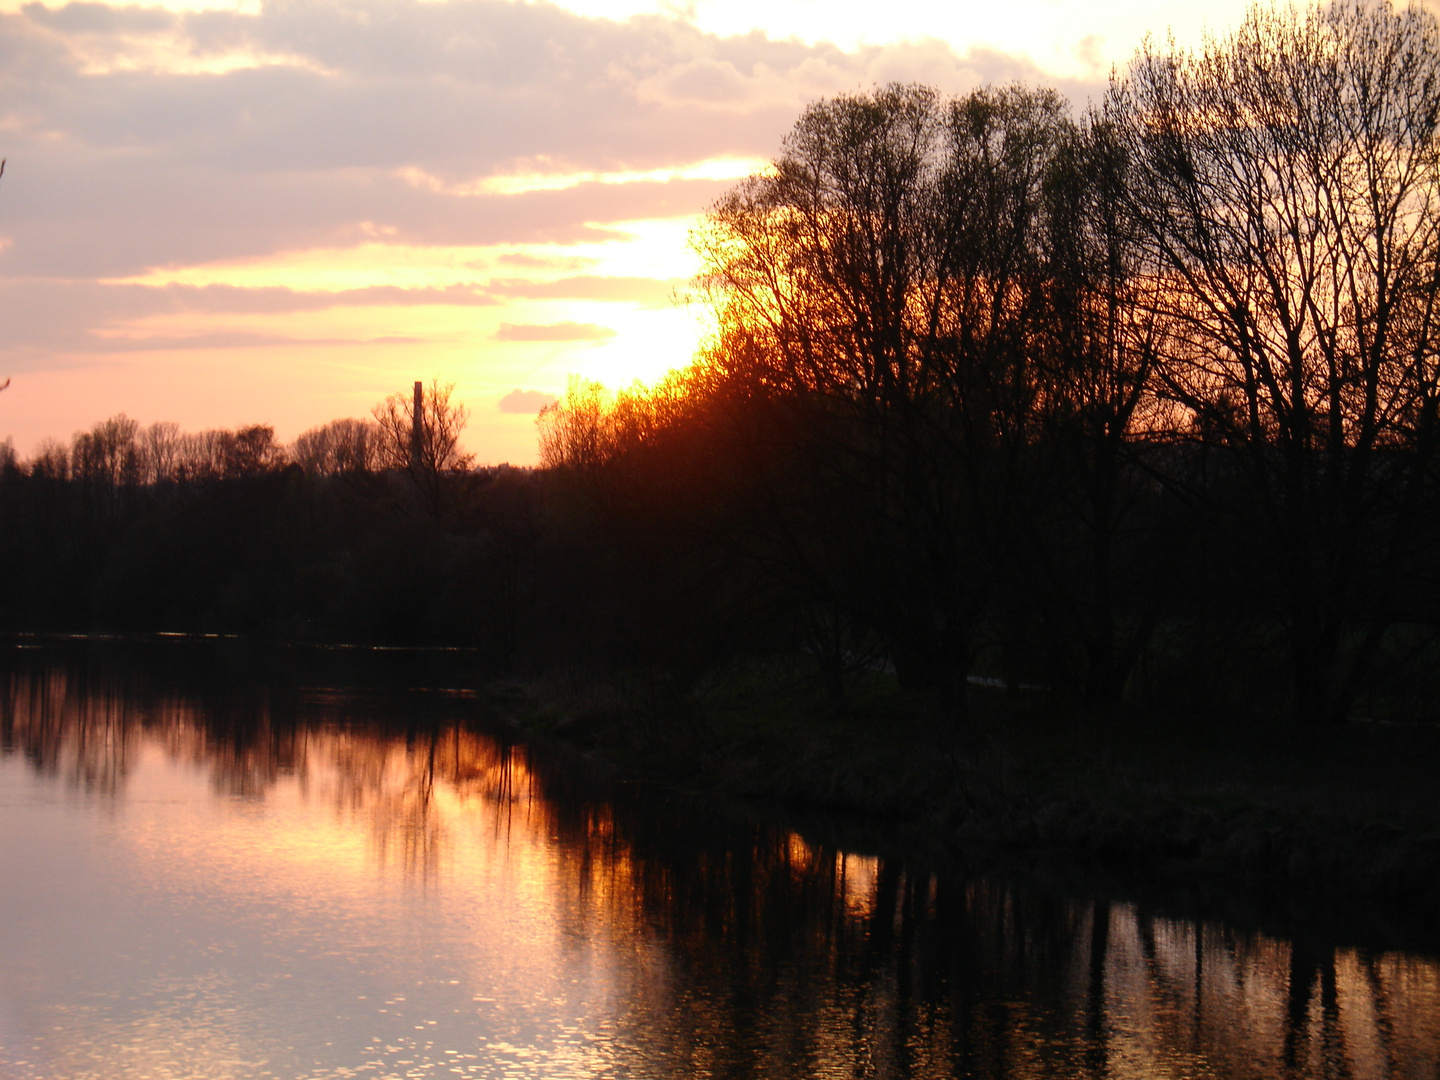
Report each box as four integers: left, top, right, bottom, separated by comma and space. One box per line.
218, 425, 283, 478
693, 83, 1076, 727
292, 417, 380, 476
141, 421, 181, 484
372, 379, 474, 475
537, 379, 618, 470
176, 429, 220, 480
29, 438, 68, 480
1019, 115, 1178, 704
1110, 0, 1440, 725
169, 425, 283, 480
71, 415, 140, 487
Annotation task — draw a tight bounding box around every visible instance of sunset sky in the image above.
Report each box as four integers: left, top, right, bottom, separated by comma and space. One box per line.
0, 0, 1256, 465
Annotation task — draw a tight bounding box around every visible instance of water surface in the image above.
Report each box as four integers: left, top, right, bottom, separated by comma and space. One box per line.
0, 640, 1436, 1079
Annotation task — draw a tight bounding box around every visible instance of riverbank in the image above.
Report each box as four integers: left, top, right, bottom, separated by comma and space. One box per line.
484, 662, 1440, 947
5, 632, 1434, 946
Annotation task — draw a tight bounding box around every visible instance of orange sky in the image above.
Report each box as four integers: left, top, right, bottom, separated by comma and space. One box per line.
0, 0, 1254, 465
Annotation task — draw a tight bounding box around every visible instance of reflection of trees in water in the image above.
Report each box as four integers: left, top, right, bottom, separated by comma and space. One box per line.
542, 820, 1440, 1078
2, 659, 139, 797
314, 715, 531, 882
0, 644, 318, 800
3, 646, 1439, 1078
528, 781, 1440, 1078
1, 658, 304, 799
0, 649, 526, 882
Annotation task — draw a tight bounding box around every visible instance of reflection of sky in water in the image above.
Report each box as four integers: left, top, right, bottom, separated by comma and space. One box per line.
0, 653, 1439, 1079
0, 739, 638, 1079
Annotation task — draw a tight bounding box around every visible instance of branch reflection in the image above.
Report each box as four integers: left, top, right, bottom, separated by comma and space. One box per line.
2, 641, 1437, 1079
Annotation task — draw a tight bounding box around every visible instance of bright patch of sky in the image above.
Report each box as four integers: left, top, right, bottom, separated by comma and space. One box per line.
116, 218, 707, 292
549, 0, 1252, 79
397, 156, 769, 197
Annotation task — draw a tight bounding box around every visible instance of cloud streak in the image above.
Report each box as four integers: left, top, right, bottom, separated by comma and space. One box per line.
494, 322, 617, 342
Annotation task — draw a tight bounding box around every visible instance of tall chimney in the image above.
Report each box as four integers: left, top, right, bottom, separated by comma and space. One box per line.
410, 380, 424, 471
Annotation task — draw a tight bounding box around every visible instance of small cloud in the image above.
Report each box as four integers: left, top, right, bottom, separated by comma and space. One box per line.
658, 0, 699, 20
496, 252, 597, 270
83, 330, 364, 352
494, 321, 617, 342
499, 389, 559, 414
1074, 34, 1105, 75
369, 335, 424, 344
638, 57, 751, 107
358, 220, 399, 238
488, 275, 678, 307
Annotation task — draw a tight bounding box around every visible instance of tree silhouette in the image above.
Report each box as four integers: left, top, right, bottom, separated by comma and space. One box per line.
693, 84, 1078, 727
1110, 0, 1440, 725
372, 379, 474, 476
292, 417, 380, 476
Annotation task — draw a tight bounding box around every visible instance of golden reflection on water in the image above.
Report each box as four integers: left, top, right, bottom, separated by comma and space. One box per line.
1, 652, 1439, 1079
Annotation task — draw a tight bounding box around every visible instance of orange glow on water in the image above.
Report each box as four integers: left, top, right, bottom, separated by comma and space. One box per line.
5, 656, 1440, 1079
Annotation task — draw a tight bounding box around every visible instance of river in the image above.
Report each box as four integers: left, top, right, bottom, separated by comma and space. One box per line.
0, 637, 1436, 1079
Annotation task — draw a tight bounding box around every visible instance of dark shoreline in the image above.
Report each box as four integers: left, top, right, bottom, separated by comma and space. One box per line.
5, 632, 1437, 955
486, 667, 1440, 956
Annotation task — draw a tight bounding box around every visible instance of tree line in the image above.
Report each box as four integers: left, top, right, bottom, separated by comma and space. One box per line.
537, 0, 1440, 729
6, 0, 1440, 732
10, 379, 472, 485
0, 380, 529, 648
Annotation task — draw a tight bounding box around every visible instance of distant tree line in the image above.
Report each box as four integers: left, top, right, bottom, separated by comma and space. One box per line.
12, 378, 473, 486
0, 380, 533, 652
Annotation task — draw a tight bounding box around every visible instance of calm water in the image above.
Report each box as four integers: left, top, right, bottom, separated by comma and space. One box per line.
0, 640, 1437, 1080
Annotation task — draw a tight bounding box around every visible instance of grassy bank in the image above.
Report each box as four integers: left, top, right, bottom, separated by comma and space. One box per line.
485, 660, 1440, 939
